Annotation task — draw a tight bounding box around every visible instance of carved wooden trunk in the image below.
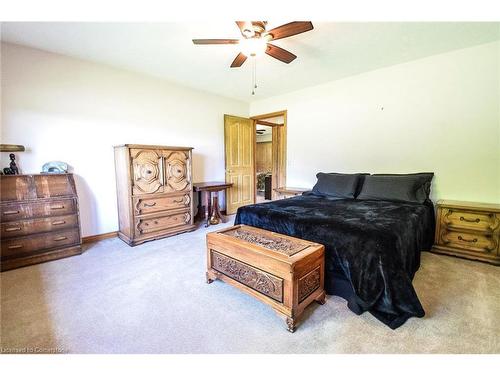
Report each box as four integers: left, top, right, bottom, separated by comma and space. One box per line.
114, 144, 195, 246
0, 174, 82, 271
206, 225, 325, 332
432, 200, 500, 265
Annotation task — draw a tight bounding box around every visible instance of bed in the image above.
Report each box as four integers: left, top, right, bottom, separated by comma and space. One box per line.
234, 188, 435, 329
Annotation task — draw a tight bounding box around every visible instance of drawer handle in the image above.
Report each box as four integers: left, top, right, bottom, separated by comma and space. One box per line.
458, 235, 477, 243
51, 205, 65, 210
5, 227, 22, 232
4, 210, 20, 215
460, 216, 480, 223
144, 202, 157, 208
54, 236, 68, 241
52, 220, 66, 225
7, 244, 23, 249
173, 198, 184, 203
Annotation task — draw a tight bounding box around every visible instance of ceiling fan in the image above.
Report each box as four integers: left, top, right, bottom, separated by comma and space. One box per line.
192, 21, 314, 68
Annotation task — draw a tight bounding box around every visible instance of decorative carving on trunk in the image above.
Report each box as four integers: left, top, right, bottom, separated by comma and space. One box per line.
211, 250, 283, 302
164, 151, 190, 191
223, 228, 308, 256
298, 267, 321, 303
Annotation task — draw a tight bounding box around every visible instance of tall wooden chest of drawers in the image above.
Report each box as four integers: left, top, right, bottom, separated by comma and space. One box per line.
0, 174, 82, 271
114, 144, 195, 246
432, 200, 500, 265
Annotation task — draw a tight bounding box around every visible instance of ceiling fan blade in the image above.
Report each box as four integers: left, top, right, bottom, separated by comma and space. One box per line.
235, 21, 255, 38
230, 52, 247, 68
265, 44, 297, 64
267, 21, 313, 41
192, 39, 239, 45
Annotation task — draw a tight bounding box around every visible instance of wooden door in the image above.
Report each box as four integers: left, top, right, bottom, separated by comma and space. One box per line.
224, 115, 255, 214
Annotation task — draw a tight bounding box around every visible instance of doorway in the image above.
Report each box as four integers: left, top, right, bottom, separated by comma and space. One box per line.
250, 110, 287, 203
255, 124, 273, 203
224, 110, 287, 214
252, 111, 287, 202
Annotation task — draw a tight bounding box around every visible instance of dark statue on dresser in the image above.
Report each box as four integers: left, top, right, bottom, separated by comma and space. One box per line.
2, 154, 19, 175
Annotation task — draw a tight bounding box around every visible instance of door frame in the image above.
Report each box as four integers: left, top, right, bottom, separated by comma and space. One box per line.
250, 110, 287, 201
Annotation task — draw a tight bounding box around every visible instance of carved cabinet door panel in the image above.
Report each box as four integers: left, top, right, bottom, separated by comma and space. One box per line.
130, 149, 164, 195
163, 150, 191, 192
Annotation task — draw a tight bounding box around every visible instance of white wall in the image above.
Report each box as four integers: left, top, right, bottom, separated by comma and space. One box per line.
1, 42, 248, 236
2, 40, 499, 240
250, 41, 500, 203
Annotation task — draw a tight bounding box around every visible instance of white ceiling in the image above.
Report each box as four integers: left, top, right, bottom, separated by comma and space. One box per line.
1, 22, 499, 102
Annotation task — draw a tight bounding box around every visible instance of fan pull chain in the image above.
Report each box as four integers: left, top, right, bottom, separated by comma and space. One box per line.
251, 57, 258, 95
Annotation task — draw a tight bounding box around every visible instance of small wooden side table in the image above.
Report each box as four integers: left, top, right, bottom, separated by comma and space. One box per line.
193, 182, 233, 227
274, 187, 310, 199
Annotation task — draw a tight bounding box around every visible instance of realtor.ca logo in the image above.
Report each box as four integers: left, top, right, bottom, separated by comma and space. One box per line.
1, 347, 65, 354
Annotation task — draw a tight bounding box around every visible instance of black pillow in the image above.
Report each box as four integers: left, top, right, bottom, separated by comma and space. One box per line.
353, 173, 370, 197
357, 173, 434, 203
311, 172, 361, 199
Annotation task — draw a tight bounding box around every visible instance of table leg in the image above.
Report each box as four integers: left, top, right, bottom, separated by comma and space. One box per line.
209, 192, 222, 225
196, 190, 203, 221
204, 191, 212, 228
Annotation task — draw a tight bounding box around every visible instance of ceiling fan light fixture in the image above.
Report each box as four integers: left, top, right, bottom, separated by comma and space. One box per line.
239, 37, 267, 57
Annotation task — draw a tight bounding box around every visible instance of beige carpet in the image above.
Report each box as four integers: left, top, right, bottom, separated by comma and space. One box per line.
1, 219, 499, 354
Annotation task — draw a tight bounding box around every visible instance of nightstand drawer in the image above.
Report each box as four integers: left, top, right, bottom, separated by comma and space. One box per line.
439, 228, 498, 254
443, 208, 498, 232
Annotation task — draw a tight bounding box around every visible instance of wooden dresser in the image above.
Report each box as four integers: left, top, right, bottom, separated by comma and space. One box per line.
114, 144, 195, 246
432, 200, 500, 265
0, 174, 82, 271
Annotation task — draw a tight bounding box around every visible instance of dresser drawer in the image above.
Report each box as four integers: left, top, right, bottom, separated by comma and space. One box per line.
33, 199, 77, 217
0, 203, 31, 222
134, 193, 191, 215
1, 228, 81, 259
438, 228, 498, 255
442, 208, 499, 232
1, 214, 79, 238
0, 175, 34, 201
0, 199, 77, 222
135, 210, 191, 236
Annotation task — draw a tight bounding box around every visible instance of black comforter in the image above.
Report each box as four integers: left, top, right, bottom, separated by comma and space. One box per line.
234, 194, 435, 329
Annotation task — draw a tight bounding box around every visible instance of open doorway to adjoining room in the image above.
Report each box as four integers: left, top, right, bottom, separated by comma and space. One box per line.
255, 124, 273, 203
251, 111, 287, 203
223, 110, 286, 215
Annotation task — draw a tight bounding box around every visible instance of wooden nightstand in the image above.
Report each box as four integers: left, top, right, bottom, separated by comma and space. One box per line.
274, 187, 310, 199
432, 200, 500, 265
